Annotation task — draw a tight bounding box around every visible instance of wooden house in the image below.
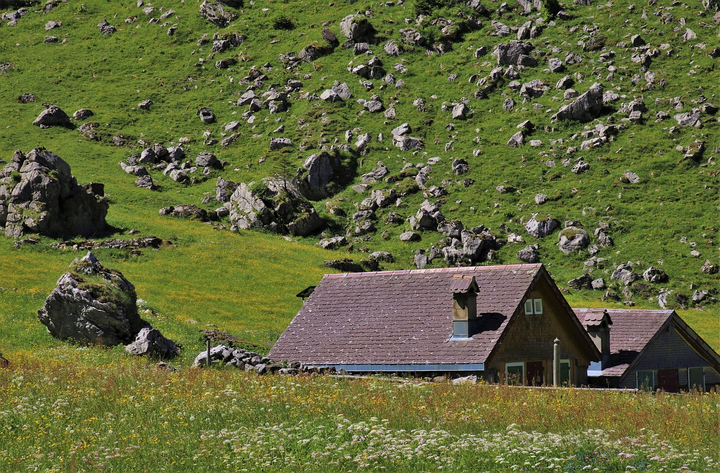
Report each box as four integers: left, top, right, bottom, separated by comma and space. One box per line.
269, 264, 600, 386
575, 308, 720, 391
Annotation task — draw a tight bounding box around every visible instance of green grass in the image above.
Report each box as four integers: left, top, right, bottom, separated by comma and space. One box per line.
0, 0, 719, 469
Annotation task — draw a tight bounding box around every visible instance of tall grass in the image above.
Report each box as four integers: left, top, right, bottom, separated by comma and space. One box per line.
0, 359, 717, 472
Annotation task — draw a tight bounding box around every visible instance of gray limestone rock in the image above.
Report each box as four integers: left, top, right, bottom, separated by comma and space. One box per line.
125, 326, 179, 359
517, 244, 540, 263
37, 252, 146, 346
199, 0, 238, 27
0, 148, 107, 238
552, 83, 604, 122
558, 227, 590, 253
525, 215, 559, 238
32, 104, 73, 128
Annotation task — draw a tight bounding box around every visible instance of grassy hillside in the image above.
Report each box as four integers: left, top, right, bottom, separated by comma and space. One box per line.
0, 0, 718, 361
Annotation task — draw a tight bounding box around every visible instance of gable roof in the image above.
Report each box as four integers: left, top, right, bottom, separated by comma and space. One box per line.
269, 264, 597, 371
575, 308, 720, 379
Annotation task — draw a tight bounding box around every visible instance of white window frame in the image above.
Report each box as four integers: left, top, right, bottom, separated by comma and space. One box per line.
688, 367, 706, 392
560, 359, 571, 385
533, 298, 543, 315
505, 362, 525, 385
524, 299, 534, 315
524, 298, 543, 315
636, 370, 655, 391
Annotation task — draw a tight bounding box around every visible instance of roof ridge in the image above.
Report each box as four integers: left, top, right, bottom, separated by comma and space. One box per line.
323, 263, 543, 279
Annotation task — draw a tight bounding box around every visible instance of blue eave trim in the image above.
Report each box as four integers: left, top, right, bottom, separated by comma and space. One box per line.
308, 363, 485, 372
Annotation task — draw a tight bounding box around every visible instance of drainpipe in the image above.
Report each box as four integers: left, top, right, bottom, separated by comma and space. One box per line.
553, 338, 560, 387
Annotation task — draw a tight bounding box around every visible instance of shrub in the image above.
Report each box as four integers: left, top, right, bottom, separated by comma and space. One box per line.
541, 0, 561, 20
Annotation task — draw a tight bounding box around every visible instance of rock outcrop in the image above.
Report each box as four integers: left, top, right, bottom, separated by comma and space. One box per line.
552, 83, 605, 122
0, 148, 108, 238
226, 179, 323, 236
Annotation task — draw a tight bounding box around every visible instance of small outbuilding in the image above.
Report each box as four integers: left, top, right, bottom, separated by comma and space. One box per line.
269, 264, 600, 386
576, 308, 720, 391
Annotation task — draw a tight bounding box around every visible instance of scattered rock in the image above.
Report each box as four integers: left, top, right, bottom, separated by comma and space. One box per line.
525, 215, 559, 238
198, 107, 216, 124
125, 326, 179, 359
32, 104, 73, 128
558, 227, 590, 253
517, 244, 540, 263
642, 266, 668, 283
552, 82, 604, 122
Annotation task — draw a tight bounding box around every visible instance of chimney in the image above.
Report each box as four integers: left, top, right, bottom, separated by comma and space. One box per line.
451, 275, 479, 339
585, 310, 612, 369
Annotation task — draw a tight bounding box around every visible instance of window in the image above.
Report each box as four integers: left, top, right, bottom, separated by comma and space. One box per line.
506, 362, 525, 385
636, 370, 655, 391
560, 360, 571, 386
688, 367, 705, 392
524, 298, 543, 315
533, 298, 543, 315
524, 300, 534, 315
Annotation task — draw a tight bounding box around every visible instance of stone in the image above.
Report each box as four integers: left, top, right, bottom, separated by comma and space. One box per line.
700, 260, 718, 274
642, 266, 668, 283
1, 148, 108, 238
568, 274, 592, 290
73, 109, 94, 120
319, 235, 347, 250
558, 227, 590, 253
196, 152, 222, 169
400, 231, 421, 242
506, 131, 525, 147
552, 82, 604, 123
611, 262, 639, 286
516, 245, 540, 263
199, 0, 237, 27
97, 19, 116, 35
159, 205, 209, 221
269, 137, 292, 150
125, 327, 179, 359
591, 278, 606, 290
319, 89, 341, 102
623, 170, 640, 184
452, 103, 470, 120
674, 111, 701, 127
548, 58, 565, 73
227, 180, 323, 236
525, 215, 559, 238
198, 107, 215, 124
32, 104, 72, 128
299, 151, 342, 201
339, 14, 374, 42
494, 41, 534, 66
138, 100, 153, 110
37, 252, 146, 346
134, 175, 155, 190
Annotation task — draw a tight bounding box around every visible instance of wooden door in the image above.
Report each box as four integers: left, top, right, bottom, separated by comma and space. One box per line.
526, 361, 544, 386
658, 369, 679, 393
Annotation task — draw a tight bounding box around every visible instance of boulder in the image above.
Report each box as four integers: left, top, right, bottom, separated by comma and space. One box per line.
134, 175, 155, 190
198, 107, 216, 124
517, 245, 539, 263
324, 258, 364, 272
611, 262, 639, 286
227, 179, 323, 236
215, 176, 238, 203
525, 215, 559, 238
0, 148, 107, 238
568, 274, 592, 290
298, 151, 342, 201
642, 266, 668, 283
558, 227, 590, 253
494, 41, 534, 66
552, 83, 604, 122
125, 327, 179, 359
37, 252, 146, 346
32, 104, 73, 128
339, 14, 374, 42
196, 152, 222, 169
199, 0, 237, 27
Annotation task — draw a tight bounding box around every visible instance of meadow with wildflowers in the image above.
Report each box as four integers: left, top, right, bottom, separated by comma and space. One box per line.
1, 353, 718, 472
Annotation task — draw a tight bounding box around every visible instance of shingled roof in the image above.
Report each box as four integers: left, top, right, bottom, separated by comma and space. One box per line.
269, 263, 590, 371
575, 308, 720, 379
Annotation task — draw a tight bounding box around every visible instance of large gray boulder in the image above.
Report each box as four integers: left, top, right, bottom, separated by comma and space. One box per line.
298, 151, 342, 201
339, 14, 374, 42
552, 83, 605, 122
557, 227, 590, 253
199, 0, 237, 27
494, 41, 534, 66
227, 179, 323, 236
0, 148, 108, 238
525, 215, 559, 238
37, 252, 146, 346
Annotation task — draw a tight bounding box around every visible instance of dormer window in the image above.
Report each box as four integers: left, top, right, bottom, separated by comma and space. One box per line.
524, 298, 543, 315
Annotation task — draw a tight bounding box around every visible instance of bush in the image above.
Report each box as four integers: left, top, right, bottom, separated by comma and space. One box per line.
541, 0, 562, 20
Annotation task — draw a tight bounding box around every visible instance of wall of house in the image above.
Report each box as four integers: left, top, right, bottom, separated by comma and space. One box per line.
616, 321, 720, 390
487, 277, 592, 386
